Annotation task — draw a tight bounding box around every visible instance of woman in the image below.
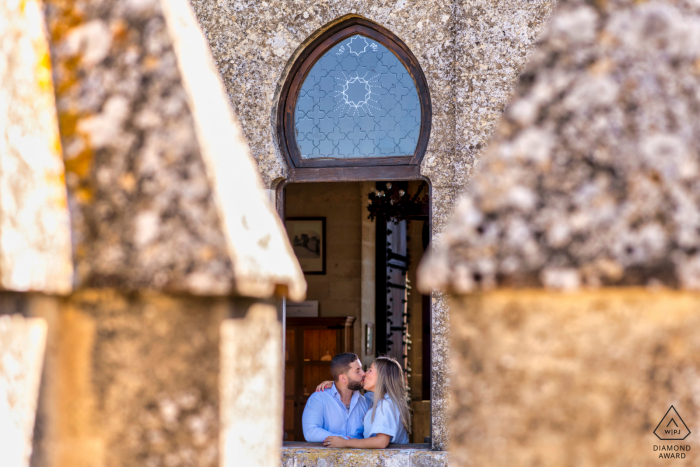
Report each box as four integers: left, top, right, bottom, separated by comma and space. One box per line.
320, 356, 411, 448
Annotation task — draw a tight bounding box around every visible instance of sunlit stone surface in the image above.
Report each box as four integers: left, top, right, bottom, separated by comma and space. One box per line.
0, 315, 48, 467
0, 0, 72, 294
43, 0, 304, 300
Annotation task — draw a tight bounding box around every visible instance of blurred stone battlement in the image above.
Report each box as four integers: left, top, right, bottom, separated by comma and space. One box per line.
418, 1, 700, 466
1, 0, 303, 465
420, 0, 700, 294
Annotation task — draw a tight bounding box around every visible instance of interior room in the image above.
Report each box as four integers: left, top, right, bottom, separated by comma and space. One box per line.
282, 180, 432, 443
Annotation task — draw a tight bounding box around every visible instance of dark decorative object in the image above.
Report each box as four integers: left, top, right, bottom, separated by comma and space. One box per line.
367, 181, 428, 224
378, 212, 412, 399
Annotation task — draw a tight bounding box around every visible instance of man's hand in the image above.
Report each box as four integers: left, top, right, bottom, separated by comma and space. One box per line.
315, 380, 334, 392
323, 436, 347, 448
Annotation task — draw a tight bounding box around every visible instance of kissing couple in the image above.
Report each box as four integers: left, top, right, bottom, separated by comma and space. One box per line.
302, 353, 410, 448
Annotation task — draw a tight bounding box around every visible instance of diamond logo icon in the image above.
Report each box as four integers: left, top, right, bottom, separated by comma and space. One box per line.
654, 406, 691, 440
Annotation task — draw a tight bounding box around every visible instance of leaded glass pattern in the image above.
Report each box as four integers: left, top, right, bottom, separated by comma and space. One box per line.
294, 35, 421, 159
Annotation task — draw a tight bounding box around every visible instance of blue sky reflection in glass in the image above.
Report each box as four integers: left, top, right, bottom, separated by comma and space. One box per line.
295, 35, 421, 159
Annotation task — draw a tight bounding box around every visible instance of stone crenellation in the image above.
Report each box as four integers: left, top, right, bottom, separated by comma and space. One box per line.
44, 0, 237, 293
1, 0, 303, 465
420, 0, 700, 294
417, 2, 700, 466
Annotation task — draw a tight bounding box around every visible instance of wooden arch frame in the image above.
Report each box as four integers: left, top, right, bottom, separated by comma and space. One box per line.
277, 17, 432, 182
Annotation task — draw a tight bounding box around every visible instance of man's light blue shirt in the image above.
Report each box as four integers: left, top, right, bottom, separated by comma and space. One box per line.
302, 383, 372, 441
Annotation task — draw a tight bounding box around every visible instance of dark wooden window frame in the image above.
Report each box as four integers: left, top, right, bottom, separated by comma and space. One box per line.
277, 17, 432, 183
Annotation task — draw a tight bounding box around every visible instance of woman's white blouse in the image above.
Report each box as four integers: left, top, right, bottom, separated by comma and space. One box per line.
362, 393, 409, 444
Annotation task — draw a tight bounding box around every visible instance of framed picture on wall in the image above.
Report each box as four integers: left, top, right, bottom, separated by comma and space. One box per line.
285, 217, 326, 275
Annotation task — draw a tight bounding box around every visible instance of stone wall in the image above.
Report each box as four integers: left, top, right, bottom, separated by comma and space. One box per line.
189, 0, 557, 449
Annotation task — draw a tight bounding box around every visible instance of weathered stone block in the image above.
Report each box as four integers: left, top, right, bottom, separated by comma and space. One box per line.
285, 447, 410, 467
43, 0, 304, 300
0, 313, 48, 467
450, 290, 700, 466
0, 0, 72, 294
420, 0, 700, 293
281, 448, 295, 467
46, 291, 225, 467
281, 446, 449, 466
411, 450, 448, 467
221, 301, 282, 467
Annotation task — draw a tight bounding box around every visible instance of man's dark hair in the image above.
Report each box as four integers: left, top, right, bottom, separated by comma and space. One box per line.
330, 353, 360, 382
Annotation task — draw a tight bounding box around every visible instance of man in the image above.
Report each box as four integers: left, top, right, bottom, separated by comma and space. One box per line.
302, 352, 368, 441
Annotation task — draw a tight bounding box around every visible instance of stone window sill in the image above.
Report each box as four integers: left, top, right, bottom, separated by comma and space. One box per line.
283, 442, 433, 450
281, 443, 448, 466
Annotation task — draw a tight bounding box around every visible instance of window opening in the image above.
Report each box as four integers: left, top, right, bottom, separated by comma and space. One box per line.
281, 180, 431, 445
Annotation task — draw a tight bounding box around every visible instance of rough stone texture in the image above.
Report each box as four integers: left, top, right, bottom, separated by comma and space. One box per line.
45, 291, 225, 467
0, 0, 73, 294
427, 291, 451, 450
420, 0, 700, 293
221, 301, 282, 467
280, 446, 447, 466
411, 450, 449, 467
0, 314, 48, 467
2, 0, 311, 466
43, 0, 304, 300
450, 290, 700, 466
453, 0, 556, 189
281, 448, 294, 467
188, 0, 555, 450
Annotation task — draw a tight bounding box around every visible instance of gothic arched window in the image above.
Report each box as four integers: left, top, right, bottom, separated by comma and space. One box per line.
277, 17, 431, 181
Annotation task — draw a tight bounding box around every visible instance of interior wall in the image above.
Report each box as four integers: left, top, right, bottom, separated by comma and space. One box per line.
286, 182, 363, 354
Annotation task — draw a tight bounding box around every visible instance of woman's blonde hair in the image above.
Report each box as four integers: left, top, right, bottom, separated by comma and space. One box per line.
370, 356, 411, 434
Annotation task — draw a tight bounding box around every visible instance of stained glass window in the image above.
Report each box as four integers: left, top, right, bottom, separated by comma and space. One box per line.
294, 35, 421, 159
